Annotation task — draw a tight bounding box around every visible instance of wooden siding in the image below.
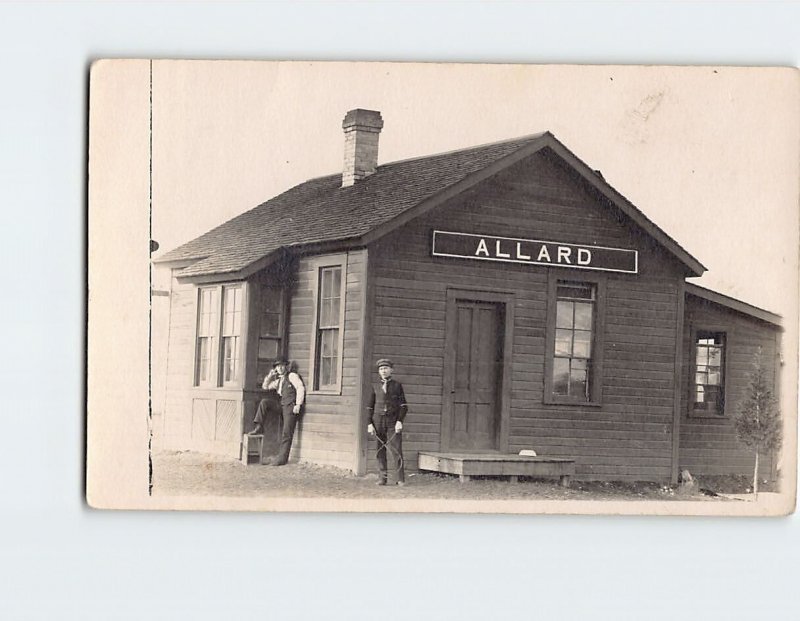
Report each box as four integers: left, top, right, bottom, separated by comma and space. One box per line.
367, 151, 684, 481
159, 273, 248, 456
286, 249, 366, 471
679, 295, 781, 477
161, 273, 195, 446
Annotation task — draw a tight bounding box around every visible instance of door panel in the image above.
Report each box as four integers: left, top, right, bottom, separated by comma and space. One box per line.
449, 300, 503, 451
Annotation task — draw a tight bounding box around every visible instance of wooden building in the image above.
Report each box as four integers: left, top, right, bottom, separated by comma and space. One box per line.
155, 109, 782, 483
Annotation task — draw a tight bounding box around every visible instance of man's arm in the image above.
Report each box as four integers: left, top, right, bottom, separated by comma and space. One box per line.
262, 369, 279, 391
366, 386, 376, 428
395, 382, 408, 423
288, 372, 305, 408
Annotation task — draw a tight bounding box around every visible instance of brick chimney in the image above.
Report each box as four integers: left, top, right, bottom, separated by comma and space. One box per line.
341, 109, 383, 187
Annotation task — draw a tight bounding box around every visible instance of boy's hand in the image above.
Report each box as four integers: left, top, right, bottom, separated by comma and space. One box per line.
395, 421, 403, 433
292, 405, 301, 415
367, 424, 375, 436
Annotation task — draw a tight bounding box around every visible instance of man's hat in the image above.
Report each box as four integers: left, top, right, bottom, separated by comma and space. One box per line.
376, 358, 393, 369
273, 357, 289, 368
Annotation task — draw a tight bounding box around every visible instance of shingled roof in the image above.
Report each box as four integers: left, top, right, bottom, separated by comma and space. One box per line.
156, 132, 706, 280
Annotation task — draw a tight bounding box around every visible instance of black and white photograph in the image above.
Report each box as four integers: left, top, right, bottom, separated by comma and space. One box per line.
7, 2, 800, 619
88, 60, 798, 515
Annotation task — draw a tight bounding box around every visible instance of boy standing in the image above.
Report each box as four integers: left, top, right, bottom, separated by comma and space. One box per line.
367, 359, 407, 486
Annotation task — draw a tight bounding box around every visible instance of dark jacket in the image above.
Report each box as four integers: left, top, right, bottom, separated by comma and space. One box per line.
367, 378, 408, 425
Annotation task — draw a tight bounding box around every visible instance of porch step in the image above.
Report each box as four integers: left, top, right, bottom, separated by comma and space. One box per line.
418, 451, 575, 486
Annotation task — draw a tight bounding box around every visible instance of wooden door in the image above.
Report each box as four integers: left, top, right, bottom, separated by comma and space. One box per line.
448, 300, 503, 451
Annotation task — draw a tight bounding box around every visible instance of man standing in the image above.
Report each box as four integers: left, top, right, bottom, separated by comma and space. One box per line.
367, 359, 408, 486
251, 358, 305, 466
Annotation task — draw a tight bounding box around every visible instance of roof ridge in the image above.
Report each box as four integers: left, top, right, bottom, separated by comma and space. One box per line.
375, 131, 549, 169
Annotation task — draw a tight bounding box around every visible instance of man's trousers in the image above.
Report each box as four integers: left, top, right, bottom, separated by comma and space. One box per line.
375, 415, 404, 484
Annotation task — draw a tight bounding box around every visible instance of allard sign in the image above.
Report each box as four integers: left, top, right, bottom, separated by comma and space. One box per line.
431, 230, 638, 274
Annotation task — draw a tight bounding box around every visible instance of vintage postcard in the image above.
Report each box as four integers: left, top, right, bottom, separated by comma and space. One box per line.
87, 60, 799, 514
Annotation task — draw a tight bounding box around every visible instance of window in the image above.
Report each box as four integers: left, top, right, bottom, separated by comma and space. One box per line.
312, 261, 345, 391
195, 287, 219, 385
256, 286, 285, 386
553, 282, 595, 399
221, 286, 242, 384
692, 331, 726, 415
194, 284, 244, 387
544, 275, 603, 405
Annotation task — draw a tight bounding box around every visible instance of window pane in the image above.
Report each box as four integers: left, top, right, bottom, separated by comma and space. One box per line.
319, 298, 331, 327
696, 347, 708, 365
695, 372, 706, 385
553, 358, 569, 395
321, 268, 332, 297
574, 303, 593, 330
198, 338, 210, 382
570, 366, 588, 399
329, 293, 341, 325
556, 301, 573, 328
557, 283, 594, 300
258, 338, 279, 360
321, 357, 333, 386
222, 287, 241, 337
262, 290, 282, 313
321, 330, 332, 357
223, 336, 238, 382
707, 347, 721, 366
198, 288, 218, 337
573, 330, 592, 358
321, 329, 339, 358
695, 386, 705, 403
708, 371, 720, 385
260, 312, 281, 337
329, 354, 339, 385
256, 361, 272, 387
555, 329, 572, 356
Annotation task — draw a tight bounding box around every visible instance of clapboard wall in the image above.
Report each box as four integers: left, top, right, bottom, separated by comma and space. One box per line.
367, 151, 687, 480
160, 273, 247, 457
679, 295, 781, 477
285, 249, 366, 471
161, 272, 195, 447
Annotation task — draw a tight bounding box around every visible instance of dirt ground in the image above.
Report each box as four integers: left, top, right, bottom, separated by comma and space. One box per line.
151, 450, 765, 502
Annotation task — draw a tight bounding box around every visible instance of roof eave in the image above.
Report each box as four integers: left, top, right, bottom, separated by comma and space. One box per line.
152, 256, 208, 269
685, 282, 783, 329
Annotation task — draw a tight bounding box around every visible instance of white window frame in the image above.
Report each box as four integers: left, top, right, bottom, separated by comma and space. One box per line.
308, 254, 347, 394
193, 283, 245, 388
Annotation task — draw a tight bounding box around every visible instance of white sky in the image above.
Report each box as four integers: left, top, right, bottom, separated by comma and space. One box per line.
152, 61, 798, 318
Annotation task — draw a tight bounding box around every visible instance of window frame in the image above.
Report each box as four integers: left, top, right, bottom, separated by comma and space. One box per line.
192, 282, 246, 389
194, 286, 220, 387
254, 285, 288, 390
308, 254, 347, 395
543, 270, 605, 406
688, 326, 730, 418
220, 285, 244, 387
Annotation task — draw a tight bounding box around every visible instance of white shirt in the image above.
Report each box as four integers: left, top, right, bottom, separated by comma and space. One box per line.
264, 371, 305, 407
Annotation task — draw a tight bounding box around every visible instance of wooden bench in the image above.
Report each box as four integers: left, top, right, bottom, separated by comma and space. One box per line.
418, 451, 576, 487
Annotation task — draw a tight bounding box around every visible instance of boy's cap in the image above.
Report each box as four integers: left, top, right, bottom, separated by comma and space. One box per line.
273, 358, 289, 367
376, 358, 393, 369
